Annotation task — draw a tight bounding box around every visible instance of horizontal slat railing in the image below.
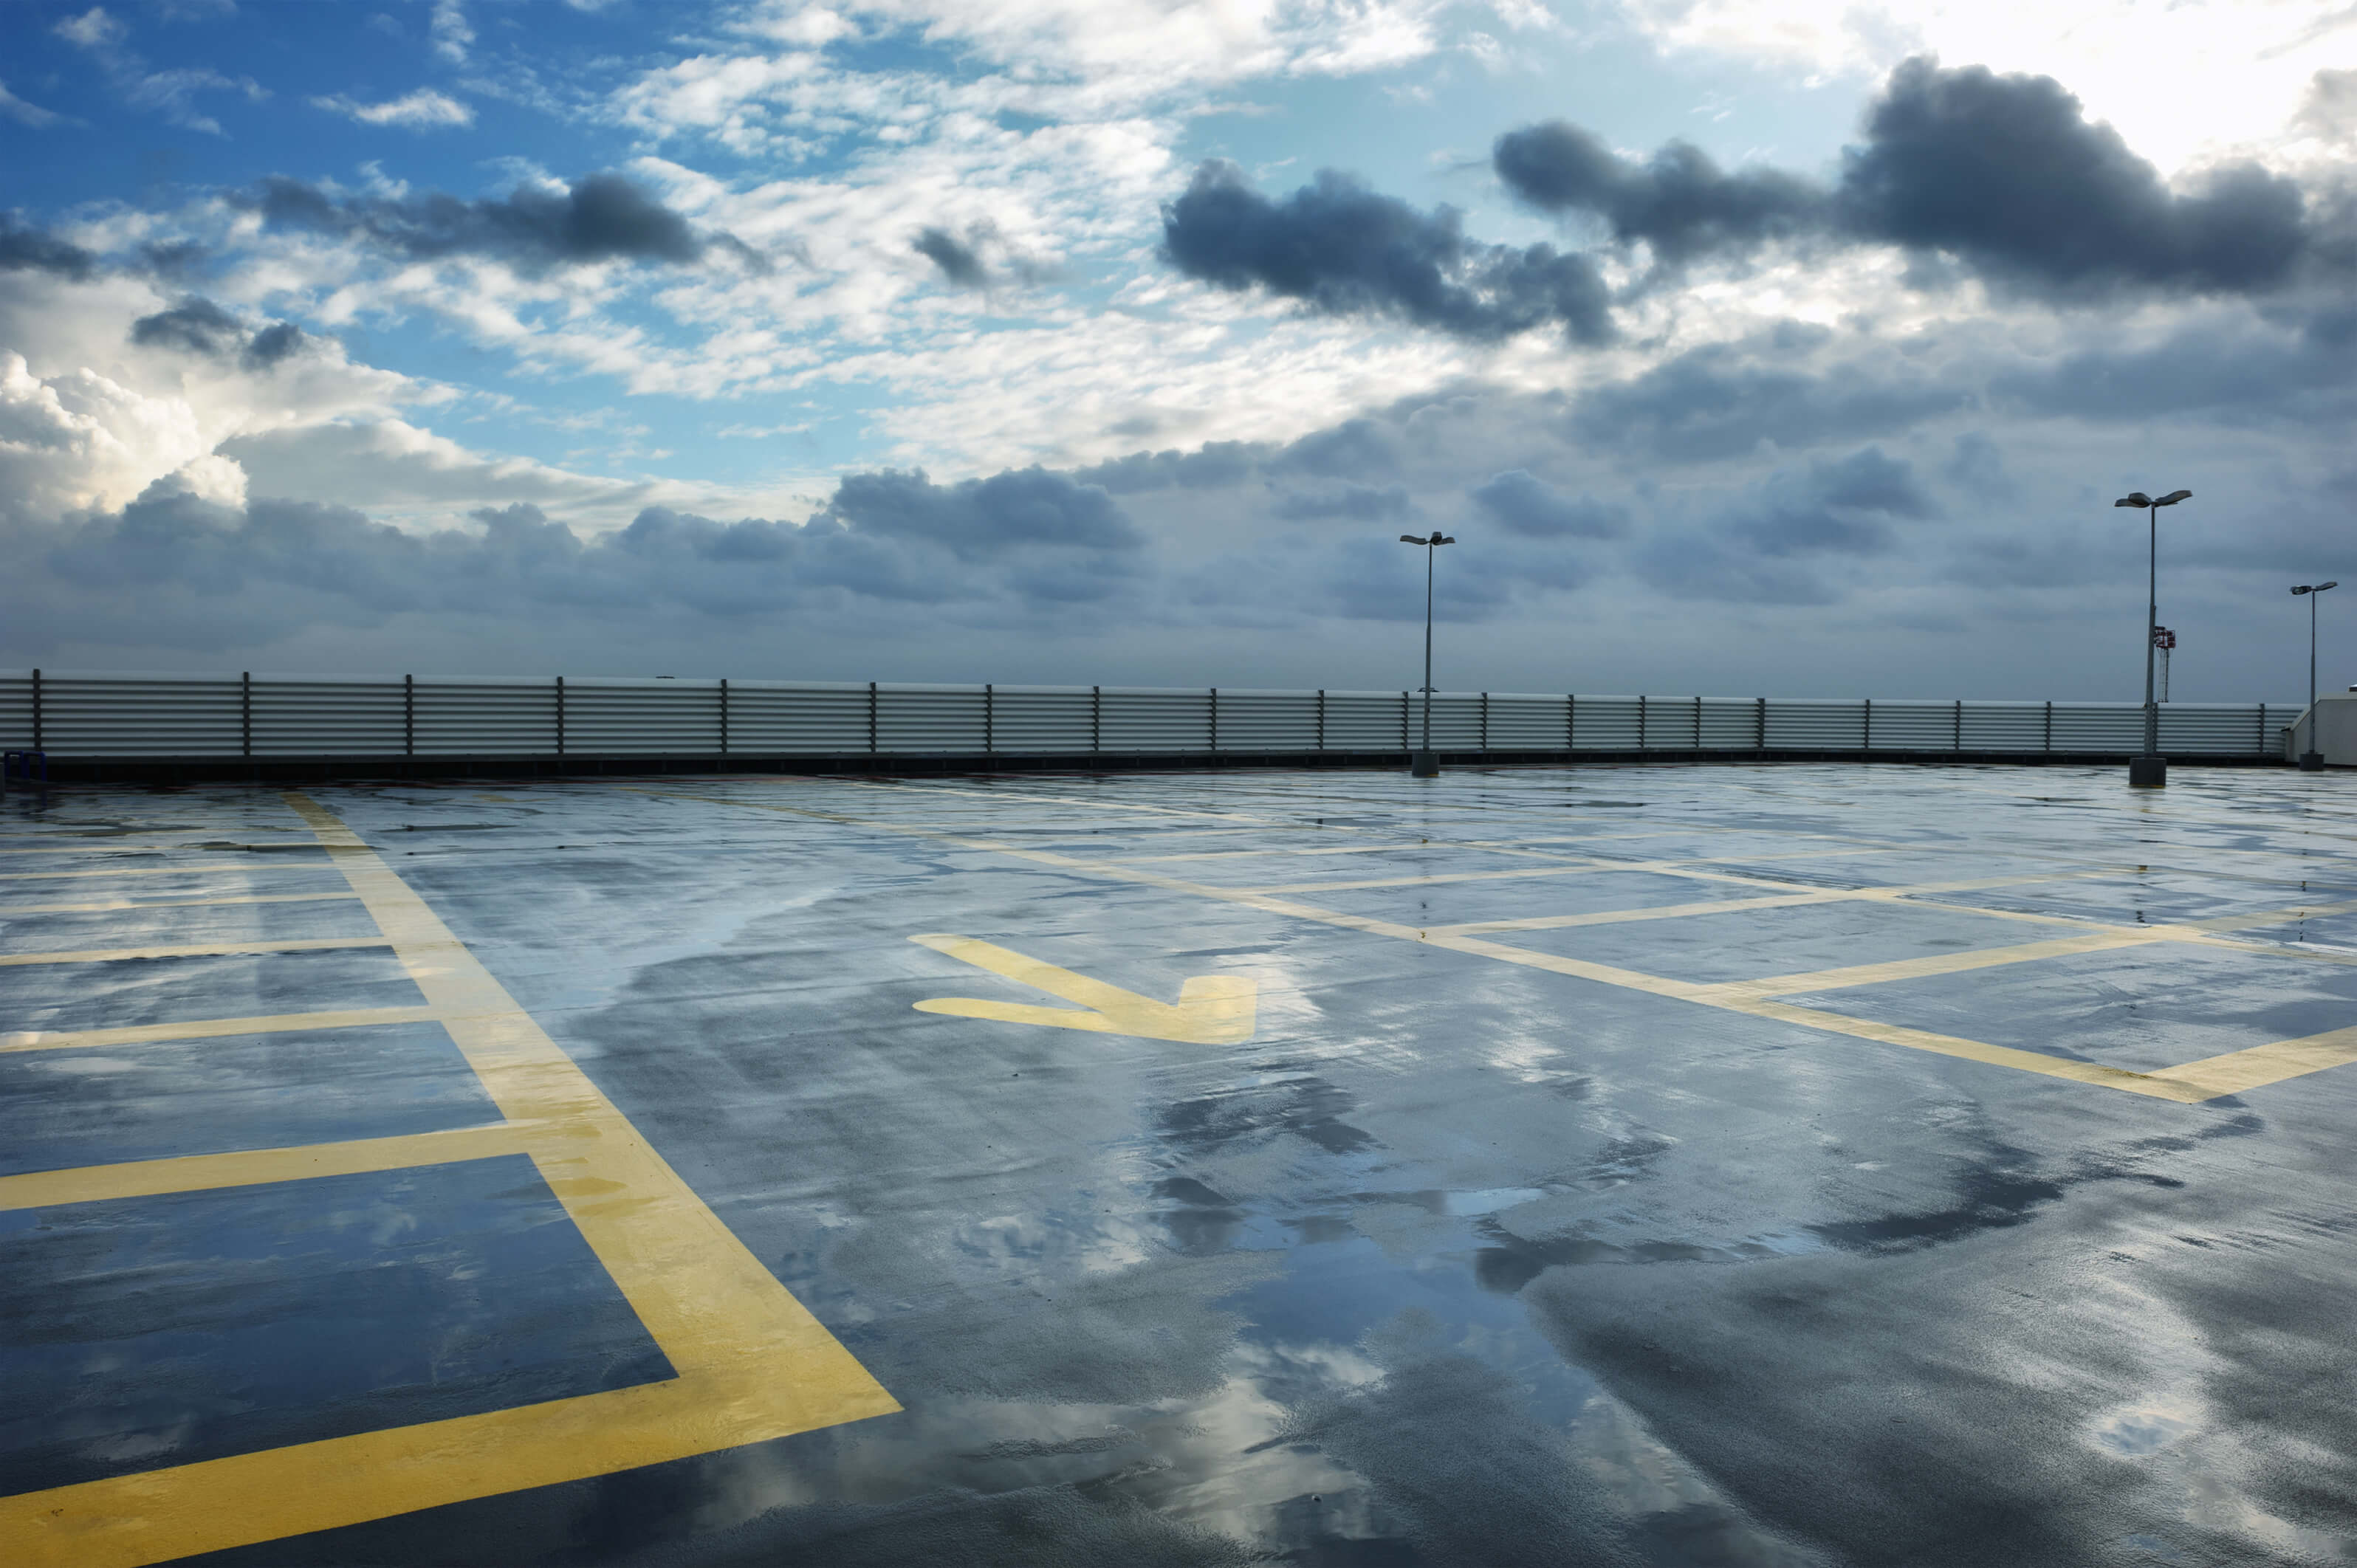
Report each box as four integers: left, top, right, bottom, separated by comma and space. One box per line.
0, 670, 2299, 766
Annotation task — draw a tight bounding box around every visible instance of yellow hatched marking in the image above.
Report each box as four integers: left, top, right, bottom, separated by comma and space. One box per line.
0, 892, 363, 917
0, 937, 389, 967
639, 788, 2357, 1104
1, 1005, 443, 1055
0, 1125, 526, 1211
910, 933, 1255, 1043
0, 796, 901, 1568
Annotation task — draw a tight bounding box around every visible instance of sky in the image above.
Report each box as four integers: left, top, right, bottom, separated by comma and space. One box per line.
2, 0, 2353, 701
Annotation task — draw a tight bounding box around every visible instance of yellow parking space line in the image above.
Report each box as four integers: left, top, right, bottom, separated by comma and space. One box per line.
0, 792, 912, 1567
0, 864, 322, 882
0, 892, 363, 917
0, 1124, 526, 1212
2148, 1025, 2357, 1098
1, 1005, 445, 1054
637, 788, 2349, 1104
1721, 1000, 2213, 1103
1695, 929, 2164, 1003
1240, 864, 1621, 895
1424, 870, 2117, 937
0, 937, 391, 967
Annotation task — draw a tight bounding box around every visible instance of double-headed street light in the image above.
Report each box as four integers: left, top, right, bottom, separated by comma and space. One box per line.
2113, 488, 2192, 787
2291, 580, 2339, 771
1399, 530, 1455, 778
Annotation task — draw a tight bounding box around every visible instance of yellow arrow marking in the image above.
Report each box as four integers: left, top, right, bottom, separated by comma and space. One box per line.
908, 933, 1255, 1045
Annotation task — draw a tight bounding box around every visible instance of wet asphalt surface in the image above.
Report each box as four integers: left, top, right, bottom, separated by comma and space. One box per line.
5, 763, 2357, 1567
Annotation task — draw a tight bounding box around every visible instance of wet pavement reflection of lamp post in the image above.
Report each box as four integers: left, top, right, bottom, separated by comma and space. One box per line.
2292, 580, 2338, 771
1400, 531, 1455, 778
2114, 488, 2191, 787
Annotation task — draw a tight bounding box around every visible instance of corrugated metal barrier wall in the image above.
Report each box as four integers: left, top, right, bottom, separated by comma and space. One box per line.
0, 670, 2307, 768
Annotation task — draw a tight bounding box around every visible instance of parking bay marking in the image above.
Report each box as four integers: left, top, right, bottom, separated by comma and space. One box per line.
3, 794, 897, 1568
644, 786, 2357, 1103
910, 933, 1255, 1044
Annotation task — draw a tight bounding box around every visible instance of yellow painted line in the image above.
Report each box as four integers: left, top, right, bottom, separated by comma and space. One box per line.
1725, 998, 2213, 1103
1, 1005, 444, 1055
0, 797, 900, 1568
0, 936, 390, 967
0, 891, 363, 917
0, 864, 284, 882
1234, 847, 1900, 896
1696, 930, 2162, 1003
1424, 871, 2115, 937
639, 785, 2355, 1105
2150, 1025, 2357, 1098
909, 933, 1255, 1044
0, 1124, 526, 1211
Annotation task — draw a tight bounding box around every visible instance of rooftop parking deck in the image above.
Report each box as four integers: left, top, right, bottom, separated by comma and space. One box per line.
5, 763, 2357, 1566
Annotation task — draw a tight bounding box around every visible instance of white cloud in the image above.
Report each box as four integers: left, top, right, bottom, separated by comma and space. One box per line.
430, 0, 473, 63
51, 6, 126, 49
310, 87, 474, 128
1607, 0, 2357, 173
0, 83, 64, 127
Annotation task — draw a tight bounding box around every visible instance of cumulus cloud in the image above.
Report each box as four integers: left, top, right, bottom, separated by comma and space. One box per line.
310, 88, 474, 128
1468, 470, 1629, 539
1496, 57, 2346, 300
1273, 483, 1416, 522
913, 226, 988, 287
1, 216, 99, 282
1572, 334, 1972, 462
1071, 441, 1269, 495
250, 172, 731, 275
813, 467, 1142, 558
1161, 162, 1615, 344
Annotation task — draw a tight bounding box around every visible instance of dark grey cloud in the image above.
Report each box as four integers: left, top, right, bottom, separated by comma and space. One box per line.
1270, 418, 1400, 479
1071, 441, 1269, 495
1160, 161, 1614, 344
1732, 446, 1935, 558
1496, 58, 2344, 300
816, 467, 1143, 559
0, 214, 99, 281
129, 295, 320, 371
1491, 121, 1820, 268
250, 172, 746, 275
1469, 470, 1629, 539
912, 226, 986, 287
1989, 303, 2357, 422
1272, 482, 1414, 522
130, 296, 246, 355
1574, 337, 1973, 462
1841, 58, 2315, 296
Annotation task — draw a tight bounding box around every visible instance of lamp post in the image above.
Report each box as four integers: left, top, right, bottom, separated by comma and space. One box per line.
2113, 488, 2192, 787
1399, 530, 1455, 777
2291, 581, 2338, 771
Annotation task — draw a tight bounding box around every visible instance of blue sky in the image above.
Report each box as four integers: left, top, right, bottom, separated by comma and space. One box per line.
3, 1, 2353, 697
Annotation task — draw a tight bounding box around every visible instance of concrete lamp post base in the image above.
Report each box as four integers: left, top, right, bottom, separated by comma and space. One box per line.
2300, 752, 2325, 772
2128, 755, 2168, 788
1410, 752, 1441, 778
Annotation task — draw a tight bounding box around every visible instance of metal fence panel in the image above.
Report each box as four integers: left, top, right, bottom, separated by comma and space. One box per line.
1322, 690, 1407, 751
1486, 693, 1567, 751
252, 678, 408, 757
876, 684, 985, 754
1218, 690, 1318, 751
563, 679, 723, 756
1101, 687, 1212, 752
0, 673, 34, 754
1867, 701, 1956, 752
411, 679, 556, 757
1573, 696, 1641, 750
0, 670, 2299, 764
1766, 701, 1866, 752
2050, 704, 2147, 752
992, 687, 1097, 753
729, 682, 870, 753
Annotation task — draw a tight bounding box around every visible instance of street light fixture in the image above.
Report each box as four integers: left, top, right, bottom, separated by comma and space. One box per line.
1399, 530, 1455, 777
2113, 488, 2192, 787
2291, 580, 2338, 771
